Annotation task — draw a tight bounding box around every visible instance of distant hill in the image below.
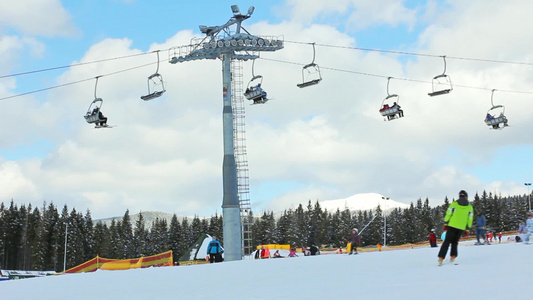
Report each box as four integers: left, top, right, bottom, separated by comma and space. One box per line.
95, 193, 410, 226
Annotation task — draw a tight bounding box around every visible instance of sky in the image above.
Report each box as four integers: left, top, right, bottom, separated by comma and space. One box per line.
0, 0, 533, 219
3, 239, 533, 299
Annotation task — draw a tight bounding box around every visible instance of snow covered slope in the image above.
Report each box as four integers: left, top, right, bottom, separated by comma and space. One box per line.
2, 239, 530, 299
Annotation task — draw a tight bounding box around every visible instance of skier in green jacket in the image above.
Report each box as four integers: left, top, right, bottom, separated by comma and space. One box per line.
437, 190, 474, 265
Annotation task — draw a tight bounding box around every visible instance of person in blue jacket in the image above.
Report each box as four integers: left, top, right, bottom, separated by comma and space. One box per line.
475, 213, 488, 245
207, 236, 223, 263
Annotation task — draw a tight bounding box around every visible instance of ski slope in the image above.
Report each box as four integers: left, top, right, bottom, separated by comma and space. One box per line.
3, 239, 531, 299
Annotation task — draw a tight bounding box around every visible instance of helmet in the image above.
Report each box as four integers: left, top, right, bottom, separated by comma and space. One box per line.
353, 228, 358, 232
459, 190, 468, 198
431, 229, 435, 232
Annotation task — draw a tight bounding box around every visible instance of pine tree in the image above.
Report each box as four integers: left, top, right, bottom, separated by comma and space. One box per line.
93, 222, 111, 258
168, 214, 183, 262
120, 210, 134, 258
133, 212, 148, 256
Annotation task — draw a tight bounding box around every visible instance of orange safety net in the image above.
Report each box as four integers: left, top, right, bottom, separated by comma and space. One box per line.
65, 250, 173, 273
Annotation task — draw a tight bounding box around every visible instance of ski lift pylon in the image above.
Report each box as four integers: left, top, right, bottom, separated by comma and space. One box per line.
484, 89, 508, 129
379, 77, 404, 121
244, 60, 268, 104
428, 56, 453, 97
141, 50, 166, 101
297, 43, 322, 88
84, 76, 111, 128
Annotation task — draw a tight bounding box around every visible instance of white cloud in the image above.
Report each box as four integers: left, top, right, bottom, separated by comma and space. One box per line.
284, 0, 418, 30
0, 0, 78, 37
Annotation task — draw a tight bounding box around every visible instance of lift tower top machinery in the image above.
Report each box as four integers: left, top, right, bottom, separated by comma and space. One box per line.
169, 5, 283, 261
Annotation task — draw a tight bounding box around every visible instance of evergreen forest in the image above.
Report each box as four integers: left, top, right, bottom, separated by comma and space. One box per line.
1, 191, 530, 272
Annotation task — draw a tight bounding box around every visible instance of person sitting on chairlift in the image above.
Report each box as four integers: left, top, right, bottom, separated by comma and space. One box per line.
98, 110, 108, 127
393, 102, 403, 118
486, 113, 494, 121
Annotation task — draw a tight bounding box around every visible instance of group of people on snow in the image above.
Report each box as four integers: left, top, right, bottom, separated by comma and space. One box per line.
207, 189, 532, 266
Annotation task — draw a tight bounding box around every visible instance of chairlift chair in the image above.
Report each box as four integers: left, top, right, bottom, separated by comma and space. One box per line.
297, 43, 322, 88
244, 75, 268, 104
84, 98, 103, 122
84, 98, 108, 127
485, 105, 508, 129
428, 56, 453, 97
84, 77, 111, 128
484, 90, 508, 129
141, 51, 166, 101
244, 60, 268, 104
379, 78, 404, 121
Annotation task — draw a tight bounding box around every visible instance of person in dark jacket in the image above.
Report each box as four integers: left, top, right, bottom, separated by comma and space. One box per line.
437, 190, 474, 265
207, 236, 223, 263
429, 229, 438, 247
309, 244, 320, 255
348, 228, 360, 255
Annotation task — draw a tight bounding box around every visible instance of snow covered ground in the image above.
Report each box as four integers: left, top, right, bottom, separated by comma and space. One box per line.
3, 239, 532, 300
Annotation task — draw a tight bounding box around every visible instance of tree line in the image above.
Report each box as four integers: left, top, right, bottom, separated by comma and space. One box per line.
1, 191, 529, 271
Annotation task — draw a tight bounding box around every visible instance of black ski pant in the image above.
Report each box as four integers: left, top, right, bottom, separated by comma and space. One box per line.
438, 227, 463, 259
350, 242, 358, 253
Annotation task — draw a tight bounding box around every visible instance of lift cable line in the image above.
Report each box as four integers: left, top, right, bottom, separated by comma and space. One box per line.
284, 40, 533, 67
259, 57, 533, 95
3, 39, 533, 82
0, 51, 156, 80
0, 61, 158, 101
4, 52, 533, 103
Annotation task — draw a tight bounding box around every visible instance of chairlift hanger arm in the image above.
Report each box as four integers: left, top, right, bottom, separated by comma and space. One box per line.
490, 89, 497, 107
441, 55, 447, 76
94, 76, 101, 99
386, 77, 393, 97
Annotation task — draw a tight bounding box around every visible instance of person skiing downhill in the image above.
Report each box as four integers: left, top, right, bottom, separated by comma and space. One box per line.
437, 190, 474, 265
348, 228, 360, 255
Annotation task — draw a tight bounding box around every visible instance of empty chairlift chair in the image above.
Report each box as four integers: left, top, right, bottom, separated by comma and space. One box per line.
379, 77, 404, 121
297, 43, 322, 88
484, 89, 509, 129
141, 50, 166, 101
428, 56, 453, 97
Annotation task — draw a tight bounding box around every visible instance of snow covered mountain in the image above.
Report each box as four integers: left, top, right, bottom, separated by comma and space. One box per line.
319, 193, 410, 212
96, 193, 411, 226
96, 211, 184, 229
